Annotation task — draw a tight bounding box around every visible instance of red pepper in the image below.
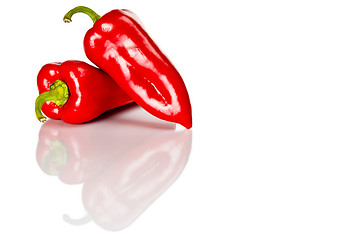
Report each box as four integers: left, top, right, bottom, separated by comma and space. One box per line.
35, 60, 133, 124
63, 6, 192, 129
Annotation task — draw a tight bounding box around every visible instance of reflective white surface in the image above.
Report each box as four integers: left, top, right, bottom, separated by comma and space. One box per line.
36, 104, 192, 231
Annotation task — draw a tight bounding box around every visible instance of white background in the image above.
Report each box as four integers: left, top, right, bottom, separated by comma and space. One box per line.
1, 0, 360, 239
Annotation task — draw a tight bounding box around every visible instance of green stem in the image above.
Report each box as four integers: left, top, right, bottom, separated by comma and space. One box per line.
35, 80, 69, 123
63, 6, 101, 24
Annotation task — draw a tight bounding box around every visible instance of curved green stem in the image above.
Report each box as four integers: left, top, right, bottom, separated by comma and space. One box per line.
63, 6, 101, 24
35, 80, 69, 123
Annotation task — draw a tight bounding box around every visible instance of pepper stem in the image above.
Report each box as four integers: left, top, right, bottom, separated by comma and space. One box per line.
63, 6, 101, 24
35, 80, 69, 123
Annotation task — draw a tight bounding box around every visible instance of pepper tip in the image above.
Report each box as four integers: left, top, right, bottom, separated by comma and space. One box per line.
181, 119, 192, 129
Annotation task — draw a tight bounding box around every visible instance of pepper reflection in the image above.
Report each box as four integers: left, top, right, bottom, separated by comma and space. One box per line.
36, 104, 192, 231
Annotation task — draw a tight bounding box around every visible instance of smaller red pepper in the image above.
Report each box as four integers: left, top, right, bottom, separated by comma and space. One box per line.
35, 60, 133, 124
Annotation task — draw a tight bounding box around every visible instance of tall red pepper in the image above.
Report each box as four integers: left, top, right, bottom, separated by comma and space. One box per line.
35, 61, 133, 124
64, 6, 192, 129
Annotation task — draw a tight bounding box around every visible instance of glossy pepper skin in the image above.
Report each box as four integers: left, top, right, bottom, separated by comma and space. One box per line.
35, 61, 133, 124
64, 7, 192, 129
